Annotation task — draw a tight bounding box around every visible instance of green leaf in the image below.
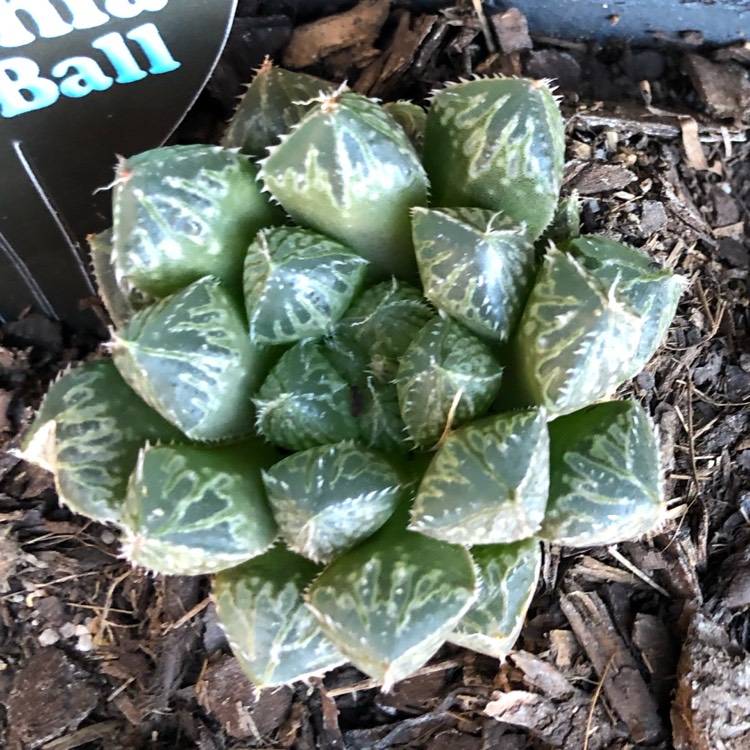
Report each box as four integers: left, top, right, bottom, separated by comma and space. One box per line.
411, 207, 535, 343
121, 441, 278, 574
112, 276, 269, 441
564, 235, 686, 378
396, 317, 504, 448
424, 77, 565, 239
410, 410, 549, 545
260, 90, 429, 279
113, 145, 281, 300
327, 280, 434, 385
19, 360, 181, 524
89, 228, 139, 328
306, 510, 478, 690
513, 246, 642, 416
540, 400, 665, 546
244, 226, 368, 344
254, 339, 360, 451
214, 546, 345, 687
263, 442, 403, 563
383, 101, 426, 155
540, 192, 581, 245
222, 61, 334, 157
449, 539, 541, 659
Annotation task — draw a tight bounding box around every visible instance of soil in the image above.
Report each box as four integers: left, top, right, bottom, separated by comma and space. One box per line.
2, 2, 749, 748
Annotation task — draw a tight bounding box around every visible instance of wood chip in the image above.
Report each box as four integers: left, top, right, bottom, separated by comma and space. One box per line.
680, 117, 710, 171
561, 590, 665, 744
355, 11, 438, 97
564, 161, 636, 195
683, 54, 750, 121
282, 0, 390, 69
490, 8, 532, 55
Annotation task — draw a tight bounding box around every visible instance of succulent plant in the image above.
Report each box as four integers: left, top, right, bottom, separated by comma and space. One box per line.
22, 66, 684, 692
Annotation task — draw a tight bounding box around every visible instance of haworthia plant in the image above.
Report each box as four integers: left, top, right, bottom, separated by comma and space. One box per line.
449, 539, 541, 659
262, 442, 404, 563
19, 360, 181, 524
396, 317, 504, 448
113, 145, 281, 300
424, 77, 565, 239
112, 276, 268, 441
214, 546, 346, 687
243, 226, 369, 344
222, 60, 333, 157
411, 410, 549, 545
260, 89, 429, 279
411, 206, 535, 343
121, 441, 279, 575
540, 400, 665, 546
24, 69, 681, 692
306, 507, 478, 691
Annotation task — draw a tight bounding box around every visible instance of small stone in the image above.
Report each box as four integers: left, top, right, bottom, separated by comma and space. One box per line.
100, 529, 117, 545
39, 628, 60, 646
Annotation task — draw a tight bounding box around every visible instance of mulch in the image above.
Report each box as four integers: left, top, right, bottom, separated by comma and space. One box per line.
1, 2, 749, 748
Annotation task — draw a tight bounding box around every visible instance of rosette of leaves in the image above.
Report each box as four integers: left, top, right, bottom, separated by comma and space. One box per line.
21, 69, 685, 693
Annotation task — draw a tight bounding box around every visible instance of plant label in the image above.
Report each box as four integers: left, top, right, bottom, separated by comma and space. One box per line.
0, 0, 237, 326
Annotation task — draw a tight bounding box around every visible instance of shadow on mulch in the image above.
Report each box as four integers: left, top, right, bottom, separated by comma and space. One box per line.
1, 3, 749, 749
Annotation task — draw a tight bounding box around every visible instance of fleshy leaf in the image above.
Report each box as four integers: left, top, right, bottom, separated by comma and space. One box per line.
540, 400, 665, 547
354, 378, 409, 454
222, 61, 334, 157
383, 101, 426, 154
564, 235, 686, 378
260, 90, 429, 279
396, 317, 504, 448
327, 280, 434, 385
254, 339, 360, 451
214, 546, 345, 688
112, 277, 268, 441
121, 441, 279, 574
541, 192, 581, 245
19, 360, 181, 524
306, 509, 478, 690
411, 410, 549, 545
89, 228, 139, 328
513, 246, 642, 416
263, 442, 403, 563
112, 145, 281, 300
411, 207, 535, 342
424, 77, 565, 239
243, 226, 368, 344
449, 539, 541, 659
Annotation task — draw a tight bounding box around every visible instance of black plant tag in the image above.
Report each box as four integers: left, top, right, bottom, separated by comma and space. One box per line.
0, 0, 237, 327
